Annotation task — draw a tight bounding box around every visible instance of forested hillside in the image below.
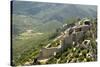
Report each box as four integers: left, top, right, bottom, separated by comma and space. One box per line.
12, 1, 97, 36
11, 1, 97, 66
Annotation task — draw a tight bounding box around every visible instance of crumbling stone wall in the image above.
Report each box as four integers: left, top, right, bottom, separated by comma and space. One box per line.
72, 31, 84, 42
37, 19, 92, 61
38, 47, 59, 59
61, 34, 73, 51
81, 25, 91, 32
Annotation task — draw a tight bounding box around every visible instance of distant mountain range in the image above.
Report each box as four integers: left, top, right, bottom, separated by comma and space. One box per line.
12, 1, 97, 65
12, 1, 97, 35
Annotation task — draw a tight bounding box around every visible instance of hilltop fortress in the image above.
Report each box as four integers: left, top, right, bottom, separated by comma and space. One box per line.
36, 19, 92, 63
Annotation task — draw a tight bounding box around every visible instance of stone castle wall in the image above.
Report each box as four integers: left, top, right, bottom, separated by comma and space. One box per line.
37, 19, 92, 61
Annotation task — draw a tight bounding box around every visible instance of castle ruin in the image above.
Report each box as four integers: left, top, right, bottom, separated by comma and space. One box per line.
36, 19, 92, 63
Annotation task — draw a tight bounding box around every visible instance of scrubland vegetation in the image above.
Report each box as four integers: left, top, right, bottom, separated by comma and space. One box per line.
12, 1, 97, 66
